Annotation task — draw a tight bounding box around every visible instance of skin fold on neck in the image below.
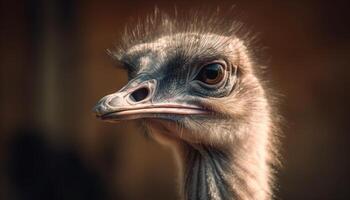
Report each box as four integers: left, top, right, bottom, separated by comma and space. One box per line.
181, 144, 234, 200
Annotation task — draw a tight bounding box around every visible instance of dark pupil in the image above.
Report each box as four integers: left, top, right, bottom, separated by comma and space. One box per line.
204, 64, 220, 80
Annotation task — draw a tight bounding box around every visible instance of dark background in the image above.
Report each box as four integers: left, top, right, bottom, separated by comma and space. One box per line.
1, 0, 350, 199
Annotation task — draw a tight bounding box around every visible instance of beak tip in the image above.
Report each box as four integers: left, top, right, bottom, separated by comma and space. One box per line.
92, 104, 104, 117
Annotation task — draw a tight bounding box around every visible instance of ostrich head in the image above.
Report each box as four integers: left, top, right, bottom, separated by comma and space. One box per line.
94, 11, 279, 200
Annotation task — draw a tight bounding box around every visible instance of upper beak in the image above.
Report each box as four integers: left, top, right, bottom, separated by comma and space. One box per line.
93, 79, 209, 122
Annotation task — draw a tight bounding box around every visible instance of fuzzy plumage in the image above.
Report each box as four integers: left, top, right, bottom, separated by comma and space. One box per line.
97, 8, 281, 200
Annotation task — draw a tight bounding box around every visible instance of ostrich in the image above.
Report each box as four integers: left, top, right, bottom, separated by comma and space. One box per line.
93, 11, 280, 200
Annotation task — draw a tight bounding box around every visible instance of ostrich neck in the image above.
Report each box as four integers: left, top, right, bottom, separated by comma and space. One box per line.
146, 119, 272, 200
178, 142, 270, 200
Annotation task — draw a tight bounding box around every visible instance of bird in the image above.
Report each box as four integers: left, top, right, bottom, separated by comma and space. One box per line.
93, 10, 280, 200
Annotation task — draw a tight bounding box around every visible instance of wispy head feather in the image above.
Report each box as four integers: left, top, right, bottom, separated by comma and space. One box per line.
108, 7, 258, 65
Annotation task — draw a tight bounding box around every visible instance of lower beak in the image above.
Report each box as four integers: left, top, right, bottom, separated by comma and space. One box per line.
96, 103, 210, 122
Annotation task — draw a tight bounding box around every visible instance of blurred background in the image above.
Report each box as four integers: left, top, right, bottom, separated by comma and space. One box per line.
1, 0, 350, 199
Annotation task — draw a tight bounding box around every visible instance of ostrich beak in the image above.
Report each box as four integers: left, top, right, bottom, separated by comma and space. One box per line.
93, 79, 209, 122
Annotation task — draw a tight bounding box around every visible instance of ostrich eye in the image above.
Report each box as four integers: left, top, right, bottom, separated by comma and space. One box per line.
196, 63, 225, 85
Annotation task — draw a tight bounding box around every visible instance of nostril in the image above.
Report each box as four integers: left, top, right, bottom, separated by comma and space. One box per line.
130, 87, 149, 102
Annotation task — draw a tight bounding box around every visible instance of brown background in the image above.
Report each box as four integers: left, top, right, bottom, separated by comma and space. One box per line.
1, 0, 350, 199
